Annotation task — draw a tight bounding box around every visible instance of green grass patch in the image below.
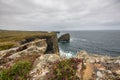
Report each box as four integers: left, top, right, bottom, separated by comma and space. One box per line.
0, 60, 32, 80
0, 43, 15, 50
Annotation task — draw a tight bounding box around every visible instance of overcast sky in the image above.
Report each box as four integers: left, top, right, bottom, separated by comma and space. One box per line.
0, 0, 120, 31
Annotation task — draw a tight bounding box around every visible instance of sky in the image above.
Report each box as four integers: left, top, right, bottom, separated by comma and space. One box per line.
0, 0, 120, 31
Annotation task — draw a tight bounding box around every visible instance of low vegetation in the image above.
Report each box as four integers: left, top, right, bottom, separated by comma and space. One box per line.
0, 54, 39, 80
51, 58, 83, 80
0, 43, 15, 50
0, 60, 32, 80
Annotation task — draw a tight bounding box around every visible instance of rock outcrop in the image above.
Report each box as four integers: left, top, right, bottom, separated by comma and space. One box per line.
0, 39, 48, 70
58, 33, 70, 42
77, 50, 120, 80
0, 39, 47, 60
18, 32, 59, 55
29, 54, 62, 80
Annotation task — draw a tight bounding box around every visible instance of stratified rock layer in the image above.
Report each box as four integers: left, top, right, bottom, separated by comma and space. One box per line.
0, 39, 47, 70
0, 39, 47, 60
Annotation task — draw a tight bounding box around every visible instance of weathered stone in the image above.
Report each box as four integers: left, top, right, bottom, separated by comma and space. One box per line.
7, 39, 47, 60
97, 71, 103, 78
106, 70, 112, 74
77, 50, 88, 59
18, 32, 59, 55
76, 62, 83, 79
88, 58, 96, 63
58, 33, 70, 42
115, 70, 120, 75
115, 60, 120, 64
29, 54, 61, 80
0, 39, 47, 67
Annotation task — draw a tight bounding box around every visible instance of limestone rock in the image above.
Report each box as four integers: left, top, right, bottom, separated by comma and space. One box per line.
97, 71, 103, 78
0, 39, 47, 66
77, 50, 88, 59
76, 62, 84, 79
29, 54, 61, 80
115, 70, 120, 75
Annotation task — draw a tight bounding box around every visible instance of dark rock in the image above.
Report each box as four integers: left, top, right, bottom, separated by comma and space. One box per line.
58, 33, 70, 42
16, 45, 28, 52
52, 31, 60, 34
45, 32, 59, 55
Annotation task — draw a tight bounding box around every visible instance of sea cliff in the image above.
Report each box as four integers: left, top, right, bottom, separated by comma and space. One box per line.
0, 31, 120, 80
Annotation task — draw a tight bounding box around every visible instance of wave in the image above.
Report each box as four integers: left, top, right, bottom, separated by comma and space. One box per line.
70, 38, 89, 42
59, 49, 76, 58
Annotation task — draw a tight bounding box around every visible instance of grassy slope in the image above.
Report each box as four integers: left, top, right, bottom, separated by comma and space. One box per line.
0, 30, 53, 50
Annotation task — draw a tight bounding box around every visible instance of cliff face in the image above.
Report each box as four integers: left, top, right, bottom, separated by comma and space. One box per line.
45, 32, 59, 54
18, 32, 59, 55
0, 32, 120, 80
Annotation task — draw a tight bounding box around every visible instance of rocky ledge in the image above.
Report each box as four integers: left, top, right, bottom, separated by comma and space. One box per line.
0, 39, 120, 80
77, 50, 120, 80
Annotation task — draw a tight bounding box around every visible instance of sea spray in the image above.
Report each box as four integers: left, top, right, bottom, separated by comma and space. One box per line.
59, 48, 76, 58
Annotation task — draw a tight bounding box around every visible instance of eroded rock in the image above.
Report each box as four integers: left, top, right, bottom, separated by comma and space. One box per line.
0, 39, 47, 60
29, 54, 61, 80
58, 33, 70, 42
76, 50, 120, 80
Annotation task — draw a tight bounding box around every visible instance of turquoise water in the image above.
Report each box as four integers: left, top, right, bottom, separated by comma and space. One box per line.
59, 30, 120, 57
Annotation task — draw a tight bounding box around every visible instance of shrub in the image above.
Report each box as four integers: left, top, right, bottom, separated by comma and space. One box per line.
51, 58, 83, 80
0, 60, 32, 80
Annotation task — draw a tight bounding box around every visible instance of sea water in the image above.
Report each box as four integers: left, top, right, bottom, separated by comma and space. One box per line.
58, 30, 120, 57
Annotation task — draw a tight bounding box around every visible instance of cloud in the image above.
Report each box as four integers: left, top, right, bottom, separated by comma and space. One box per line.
0, 0, 120, 31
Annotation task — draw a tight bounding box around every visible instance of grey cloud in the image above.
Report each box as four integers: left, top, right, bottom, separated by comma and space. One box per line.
0, 0, 120, 31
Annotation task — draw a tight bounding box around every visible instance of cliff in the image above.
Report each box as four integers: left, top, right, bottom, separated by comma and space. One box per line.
0, 32, 120, 80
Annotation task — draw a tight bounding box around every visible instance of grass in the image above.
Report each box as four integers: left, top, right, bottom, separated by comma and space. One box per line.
0, 43, 15, 50
0, 30, 55, 50
0, 53, 39, 80
0, 60, 32, 80
51, 58, 83, 80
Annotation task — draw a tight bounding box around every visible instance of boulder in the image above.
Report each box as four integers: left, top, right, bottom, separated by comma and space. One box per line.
77, 50, 89, 60
58, 33, 70, 42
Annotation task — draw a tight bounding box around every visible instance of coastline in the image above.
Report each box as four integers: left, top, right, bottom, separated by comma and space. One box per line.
0, 31, 120, 80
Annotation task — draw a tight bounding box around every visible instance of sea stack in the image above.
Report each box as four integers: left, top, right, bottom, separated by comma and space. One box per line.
58, 33, 70, 42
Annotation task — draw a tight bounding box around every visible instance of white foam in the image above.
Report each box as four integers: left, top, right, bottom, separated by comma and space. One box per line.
60, 49, 75, 58
71, 38, 88, 42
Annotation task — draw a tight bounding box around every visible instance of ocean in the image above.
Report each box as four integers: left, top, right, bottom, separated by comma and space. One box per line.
58, 30, 120, 57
